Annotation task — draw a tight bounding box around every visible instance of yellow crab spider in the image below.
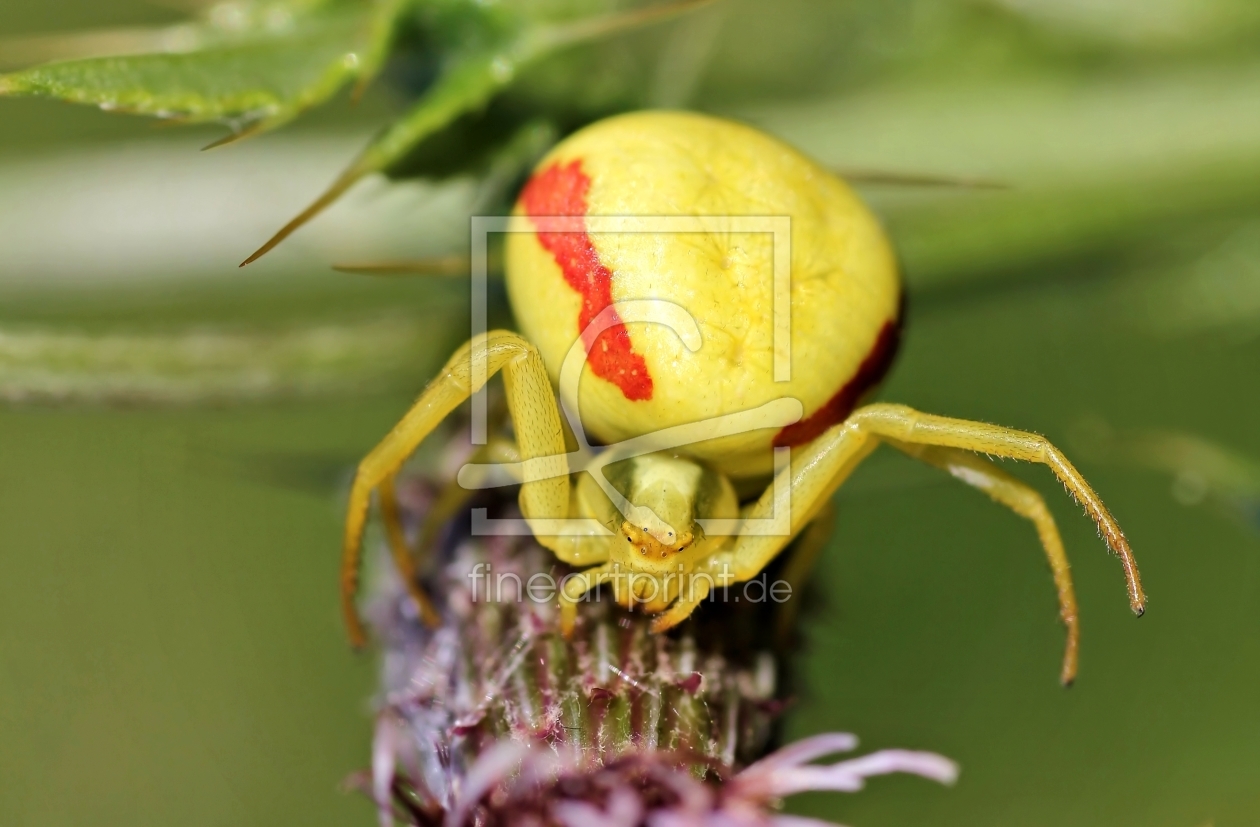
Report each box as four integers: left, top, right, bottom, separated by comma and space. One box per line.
340, 111, 1144, 685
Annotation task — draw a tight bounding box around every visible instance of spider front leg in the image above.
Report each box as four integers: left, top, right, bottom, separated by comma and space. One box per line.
559, 563, 617, 637
341, 331, 570, 648
371, 436, 528, 633
718, 402, 1144, 684
648, 569, 718, 634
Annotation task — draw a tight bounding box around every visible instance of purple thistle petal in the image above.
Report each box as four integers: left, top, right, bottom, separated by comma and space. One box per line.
646, 759, 716, 815
740, 733, 860, 774
605, 786, 648, 827
554, 800, 617, 827
372, 711, 404, 827
554, 786, 643, 827
834, 750, 960, 787
646, 812, 712, 827
770, 815, 852, 827
444, 740, 528, 827
742, 749, 960, 798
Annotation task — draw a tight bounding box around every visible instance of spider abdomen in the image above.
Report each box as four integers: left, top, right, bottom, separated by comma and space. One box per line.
507, 111, 901, 478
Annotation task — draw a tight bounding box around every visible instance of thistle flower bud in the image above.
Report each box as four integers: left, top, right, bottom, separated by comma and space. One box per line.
350, 434, 956, 826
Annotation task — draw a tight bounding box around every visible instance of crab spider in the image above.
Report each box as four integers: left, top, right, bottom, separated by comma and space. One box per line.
341, 112, 1144, 684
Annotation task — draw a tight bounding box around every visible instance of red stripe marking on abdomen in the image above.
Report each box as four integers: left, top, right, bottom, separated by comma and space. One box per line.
520, 160, 653, 402
773, 319, 901, 447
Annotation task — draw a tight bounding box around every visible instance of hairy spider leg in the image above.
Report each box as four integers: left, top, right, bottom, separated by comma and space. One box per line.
341, 331, 570, 648
559, 562, 619, 636
647, 568, 716, 634
377, 474, 441, 628
886, 440, 1081, 685
702, 403, 1144, 684
374, 433, 527, 630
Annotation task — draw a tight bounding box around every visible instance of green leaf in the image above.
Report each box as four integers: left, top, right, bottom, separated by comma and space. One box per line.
0, 1, 404, 137
239, 47, 517, 264
240, 0, 718, 264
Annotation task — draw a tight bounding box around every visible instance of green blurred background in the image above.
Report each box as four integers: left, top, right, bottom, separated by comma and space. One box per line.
2, 1, 1259, 825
